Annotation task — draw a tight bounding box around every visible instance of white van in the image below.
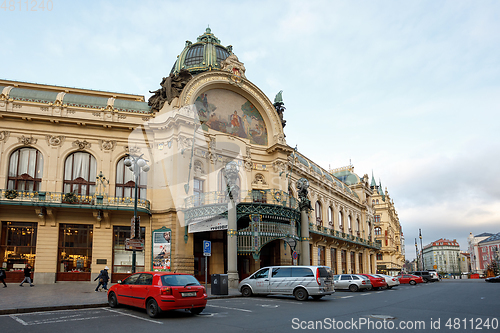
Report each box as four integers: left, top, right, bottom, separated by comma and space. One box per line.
237, 266, 334, 301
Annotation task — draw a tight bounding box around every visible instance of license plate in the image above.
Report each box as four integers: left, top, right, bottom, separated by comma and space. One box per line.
181, 292, 197, 297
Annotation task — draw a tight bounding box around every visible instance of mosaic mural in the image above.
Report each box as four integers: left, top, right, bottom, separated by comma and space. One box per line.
194, 89, 268, 145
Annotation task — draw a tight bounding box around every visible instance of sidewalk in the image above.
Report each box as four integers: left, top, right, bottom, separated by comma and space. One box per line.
0, 282, 240, 315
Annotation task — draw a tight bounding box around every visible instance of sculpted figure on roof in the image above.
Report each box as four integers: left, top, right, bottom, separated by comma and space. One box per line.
148, 69, 192, 112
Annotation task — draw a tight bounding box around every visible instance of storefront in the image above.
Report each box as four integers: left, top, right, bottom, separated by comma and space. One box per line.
112, 226, 145, 282
0, 222, 37, 283
57, 224, 92, 281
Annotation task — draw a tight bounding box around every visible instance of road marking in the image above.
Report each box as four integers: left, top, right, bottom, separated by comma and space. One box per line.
206, 304, 252, 312
9, 315, 29, 326
341, 296, 353, 299
103, 308, 163, 324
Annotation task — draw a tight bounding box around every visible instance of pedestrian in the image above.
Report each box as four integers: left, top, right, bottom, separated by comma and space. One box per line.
94, 266, 110, 292
0, 267, 7, 287
19, 264, 34, 287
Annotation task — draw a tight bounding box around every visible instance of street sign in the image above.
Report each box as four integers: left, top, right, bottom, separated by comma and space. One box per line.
292, 251, 298, 260
131, 216, 140, 239
125, 238, 144, 251
203, 240, 211, 256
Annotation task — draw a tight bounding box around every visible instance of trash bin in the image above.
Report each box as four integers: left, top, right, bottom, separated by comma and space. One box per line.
211, 274, 228, 295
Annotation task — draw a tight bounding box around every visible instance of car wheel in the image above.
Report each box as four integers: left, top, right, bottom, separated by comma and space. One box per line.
146, 299, 161, 318
294, 287, 308, 301
312, 295, 323, 300
349, 284, 359, 292
409, 280, 416, 285
108, 292, 119, 308
241, 286, 253, 297
387, 286, 392, 289
190, 307, 205, 315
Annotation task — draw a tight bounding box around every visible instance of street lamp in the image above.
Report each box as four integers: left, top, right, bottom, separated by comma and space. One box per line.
124, 154, 149, 273
283, 236, 297, 265
419, 229, 424, 270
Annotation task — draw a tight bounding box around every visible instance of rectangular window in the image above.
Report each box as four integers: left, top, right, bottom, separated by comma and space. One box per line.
0, 222, 37, 271
330, 248, 337, 274
112, 226, 145, 276
318, 245, 325, 266
341, 250, 347, 274
358, 253, 363, 273
350, 251, 355, 274
57, 224, 93, 281
193, 178, 204, 206
374, 215, 381, 222
376, 253, 383, 260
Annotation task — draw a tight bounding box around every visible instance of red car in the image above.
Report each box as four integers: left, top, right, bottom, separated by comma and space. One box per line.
397, 274, 424, 285
359, 274, 388, 290
107, 272, 207, 318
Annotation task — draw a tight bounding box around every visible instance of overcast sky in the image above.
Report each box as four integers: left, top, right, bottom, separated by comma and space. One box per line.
2, 0, 499, 260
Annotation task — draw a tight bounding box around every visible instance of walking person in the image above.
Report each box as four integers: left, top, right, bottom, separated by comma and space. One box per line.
0, 267, 7, 287
94, 266, 110, 292
19, 264, 34, 287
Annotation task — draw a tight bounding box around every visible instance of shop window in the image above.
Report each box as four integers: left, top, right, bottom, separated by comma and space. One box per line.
116, 156, 147, 199
58, 224, 92, 275
63, 152, 97, 196
112, 226, 145, 277
318, 245, 325, 266
0, 222, 37, 271
330, 248, 337, 274
7, 147, 43, 192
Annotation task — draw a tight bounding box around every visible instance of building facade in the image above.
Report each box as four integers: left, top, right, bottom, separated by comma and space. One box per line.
477, 233, 500, 274
0, 28, 382, 285
370, 177, 405, 276
422, 238, 461, 275
467, 232, 494, 274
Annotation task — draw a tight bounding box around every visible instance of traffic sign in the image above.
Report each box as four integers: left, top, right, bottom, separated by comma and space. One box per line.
203, 240, 211, 256
292, 251, 298, 260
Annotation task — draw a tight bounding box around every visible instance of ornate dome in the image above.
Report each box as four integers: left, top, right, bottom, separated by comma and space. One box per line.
171, 28, 232, 75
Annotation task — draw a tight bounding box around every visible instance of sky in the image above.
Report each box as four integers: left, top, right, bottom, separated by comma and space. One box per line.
1, 0, 499, 260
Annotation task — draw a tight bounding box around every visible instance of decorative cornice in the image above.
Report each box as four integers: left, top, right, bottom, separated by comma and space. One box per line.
18, 135, 37, 145
73, 139, 91, 150
99, 139, 116, 152
46, 135, 65, 147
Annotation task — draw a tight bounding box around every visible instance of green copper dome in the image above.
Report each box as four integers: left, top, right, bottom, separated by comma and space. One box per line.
171, 28, 232, 75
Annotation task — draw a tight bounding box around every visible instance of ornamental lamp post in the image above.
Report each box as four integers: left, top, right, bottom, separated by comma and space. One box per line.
419, 229, 424, 270
123, 154, 149, 273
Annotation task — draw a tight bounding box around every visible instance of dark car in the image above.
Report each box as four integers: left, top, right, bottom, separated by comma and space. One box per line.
107, 272, 207, 318
409, 271, 433, 282
485, 275, 500, 283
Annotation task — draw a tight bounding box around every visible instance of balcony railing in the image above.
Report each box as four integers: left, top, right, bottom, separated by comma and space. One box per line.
0, 189, 151, 212
184, 189, 298, 210
309, 222, 381, 249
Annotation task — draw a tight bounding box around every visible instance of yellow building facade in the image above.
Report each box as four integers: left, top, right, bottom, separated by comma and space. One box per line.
0, 29, 381, 284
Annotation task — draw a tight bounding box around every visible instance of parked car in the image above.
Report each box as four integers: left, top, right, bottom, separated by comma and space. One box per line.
374, 274, 400, 289
238, 266, 334, 301
409, 271, 434, 282
359, 274, 387, 290
107, 272, 207, 318
485, 275, 500, 283
397, 274, 424, 285
427, 270, 441, 281
333, 274, 372, 292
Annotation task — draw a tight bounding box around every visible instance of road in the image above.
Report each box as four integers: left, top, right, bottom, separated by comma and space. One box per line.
1, 280, 498, 333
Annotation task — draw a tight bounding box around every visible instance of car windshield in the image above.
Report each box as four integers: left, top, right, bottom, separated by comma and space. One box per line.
161, 274, 200, 287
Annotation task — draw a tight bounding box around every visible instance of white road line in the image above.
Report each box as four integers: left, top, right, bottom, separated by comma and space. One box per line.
103, 308, 163, 324
9, 315, 29, 326
341, 296, 353, 299
206, 304, 252, 312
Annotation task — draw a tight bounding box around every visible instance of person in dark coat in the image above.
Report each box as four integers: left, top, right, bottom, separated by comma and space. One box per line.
19, 264, 34, 287
94, 266, 110, 292
0, 267, 7, 287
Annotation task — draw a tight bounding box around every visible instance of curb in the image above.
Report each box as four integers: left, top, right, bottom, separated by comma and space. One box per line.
0, 294, 241, 315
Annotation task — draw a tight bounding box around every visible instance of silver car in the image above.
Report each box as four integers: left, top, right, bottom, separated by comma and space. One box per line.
333, 274, 372, 292
374, 274, 400, 289
238, 266, 334, 301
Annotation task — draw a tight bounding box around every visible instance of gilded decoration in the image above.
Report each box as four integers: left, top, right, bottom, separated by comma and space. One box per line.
46, 135, 65, 147
195, 89, 268, 146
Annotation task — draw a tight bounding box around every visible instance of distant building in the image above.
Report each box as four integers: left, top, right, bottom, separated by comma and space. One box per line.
468, 232, 494, 274
477, 233, 500, 274
460, 251, 470, 274
370, 175, 405, 276
422, 238, 461, 275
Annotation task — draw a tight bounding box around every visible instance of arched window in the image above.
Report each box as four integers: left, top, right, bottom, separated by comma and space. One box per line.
372, 199, 375, 205
374, 227, 382, 235
348, 215, 352, 234
116, 156, 147, 199
376, 199, 379, 204
315, 201, 322, 226
338, 211, 344, 231
8, 147, 43, 191
328, 206, 333, 226
357, 218, 361, 236
63, 152, 96, 196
